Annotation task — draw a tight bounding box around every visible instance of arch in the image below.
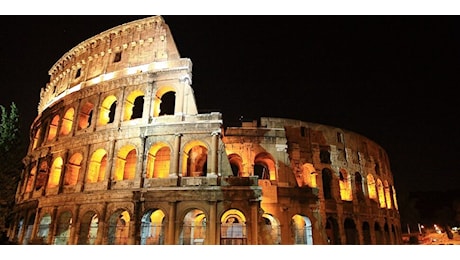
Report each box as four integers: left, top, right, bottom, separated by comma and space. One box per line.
228, 153, 243, 177
322, 168, 333, 199
339, 168, 352, 201
261, 213, 281, 244
152, 86, 176, 117
115, 144, 137, 180
64, 152, 83, 186
182, 140, 208, 177
87, 149, 108, 183
53, 211, 72, 245
362, 221, 371, 244
59, 107, 74, 136
140, 209, 166, 245
35, 161, 49, 191
326, 216, 340, 245
220, 209, 247, 245
108, 209, 131, 245
98, 95, 117, 126
47, 157, 63, 188
374, 222, 384, 245
344, 218, 358, 245
146, 142, 171, 179
367, 174, 377, 200
77, 211, 98, 245
254, 152, 276, 180
47, 114, 60, 141
77, 101, 94, 130
25, 165, 37, 193
384, 222, 391, 245
123, 90, 144, 121
291, 214, 313, 244
376, 178, 386, 208
23, 213, 36, 245
179, 209, 207, 245
36, 213, 52, 243
158, 91, 175, 116
354, 172, 365, 201
392, 186, 399, 210
384, 180, 392, 209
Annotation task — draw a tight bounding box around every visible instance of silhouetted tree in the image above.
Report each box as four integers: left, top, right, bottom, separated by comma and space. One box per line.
0, 102, 26, 240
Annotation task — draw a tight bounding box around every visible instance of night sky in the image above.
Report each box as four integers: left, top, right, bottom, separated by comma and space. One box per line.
1, 15, 459, 197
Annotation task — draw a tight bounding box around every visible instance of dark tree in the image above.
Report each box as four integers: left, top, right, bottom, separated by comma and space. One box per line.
0, 102, 26, 241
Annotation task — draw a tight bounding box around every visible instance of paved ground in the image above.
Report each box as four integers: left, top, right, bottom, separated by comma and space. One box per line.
418, 231, 460, 245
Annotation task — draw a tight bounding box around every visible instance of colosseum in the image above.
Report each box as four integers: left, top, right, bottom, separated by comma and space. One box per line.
8, 15, 401, 245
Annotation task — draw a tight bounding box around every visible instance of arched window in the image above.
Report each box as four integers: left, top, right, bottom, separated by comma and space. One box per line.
182, 141, 208, 177
108, 210, 130, 245
322, 168, 333, 199
291, 214, 313, 245
228, 153, 243, 177
140, 209, 165, 245
180, 209, 207, 245
115, 145, 137, 180
87, 149, 108, 183
59, 108, 74, 136
47, 157, 63, 188
77, 102, 94, 130
146, 143, 171, 178
64, 153, 83, 186
221, 209, 247, 245
77, 211, 98, 245
123, 90, 144, 121
98, 95, 117, 125
47, 115, 60, 141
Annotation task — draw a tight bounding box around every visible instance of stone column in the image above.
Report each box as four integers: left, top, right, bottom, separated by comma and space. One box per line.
208, 201, 217, 244
167, 202, 176, 245
209, 131, 220, 176
170, 133, 182, 177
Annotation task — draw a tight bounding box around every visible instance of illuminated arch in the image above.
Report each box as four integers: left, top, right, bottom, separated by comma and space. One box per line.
291, 214, 313, 245
123, 90, 144, 121
115, 144, 137, 180
47, 157, 63, 188
392, 186, 399, 210
220, 209, 247, 245
180, 209, 207, 245
98, 95, 117, 126
182, 140, 208, 177
228, 153, 243, 177
25, 165, 37, 193
367, 174, 377, 200
140, 209, 166, 245
261, 213, 281, 244
59, 108, 74, 136
64, 153, 83, 186
146, 142, 171, 178
87, 149, 108, 183
254, 152, 276, 180
77, 101, 94, 130
376, 178, 386, 208
339, 168, 352, 201
384, 180, 392, 209
152, 86, 176, 117
47, 115, 60, 141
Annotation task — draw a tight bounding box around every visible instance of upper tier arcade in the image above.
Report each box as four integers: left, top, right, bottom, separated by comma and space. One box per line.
38, 16, 185, 115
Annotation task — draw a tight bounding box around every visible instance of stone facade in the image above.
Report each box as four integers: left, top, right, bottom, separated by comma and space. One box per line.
9, 16, 401, 245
